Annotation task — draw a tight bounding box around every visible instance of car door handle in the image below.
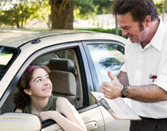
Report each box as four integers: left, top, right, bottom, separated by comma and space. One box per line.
85, 121, 98, 131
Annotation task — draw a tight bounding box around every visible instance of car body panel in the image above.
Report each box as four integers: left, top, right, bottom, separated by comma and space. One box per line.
99, 107, 129, 131
0, 29, 126, 47
0, 113, 41, 131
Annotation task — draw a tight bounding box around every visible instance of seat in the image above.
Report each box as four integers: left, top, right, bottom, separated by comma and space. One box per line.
48, 58, 75, 74
49, 70, 77, 105
48, 58, 81, 108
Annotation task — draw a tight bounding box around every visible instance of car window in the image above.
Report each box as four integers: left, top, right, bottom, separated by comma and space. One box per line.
88, 43, 124, 86
32, 48, 84, 109
0, 46, 19, 80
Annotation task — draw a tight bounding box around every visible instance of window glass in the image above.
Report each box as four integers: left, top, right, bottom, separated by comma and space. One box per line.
0, 46, 19, 80
56, 49, 75, 64
56, 49, 83, 109
88, 43, 124, 86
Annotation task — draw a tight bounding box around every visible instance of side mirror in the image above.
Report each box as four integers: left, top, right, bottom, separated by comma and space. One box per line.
0, 113, 41, 131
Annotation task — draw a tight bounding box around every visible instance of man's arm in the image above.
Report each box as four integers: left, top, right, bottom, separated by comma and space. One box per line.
118, 71, 167, 102
101, 71, 167, 102
117, 71, 129, 87
127, 84, 167, 102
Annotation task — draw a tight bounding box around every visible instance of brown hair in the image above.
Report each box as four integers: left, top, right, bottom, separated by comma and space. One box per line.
14, 65, 50, 109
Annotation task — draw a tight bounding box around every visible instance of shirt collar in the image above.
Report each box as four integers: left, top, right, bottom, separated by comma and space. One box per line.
149, 19, 166, 52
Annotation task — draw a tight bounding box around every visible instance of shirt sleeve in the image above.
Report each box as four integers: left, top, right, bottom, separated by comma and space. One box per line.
120, 39, 129, 73
120, 63, 126, 72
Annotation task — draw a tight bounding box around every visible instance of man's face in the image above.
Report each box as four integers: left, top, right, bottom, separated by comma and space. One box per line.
117, 12, 147, 44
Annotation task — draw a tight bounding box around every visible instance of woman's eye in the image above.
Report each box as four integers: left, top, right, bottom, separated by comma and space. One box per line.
46, 75, 50, 79
36, 79, 42, 82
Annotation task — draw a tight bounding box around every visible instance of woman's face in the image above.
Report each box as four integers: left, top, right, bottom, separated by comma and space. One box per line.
25, 68, 52, 99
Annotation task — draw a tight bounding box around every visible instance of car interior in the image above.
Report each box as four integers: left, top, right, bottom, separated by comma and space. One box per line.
31, 49, 84, 109
1, 48, 84, 117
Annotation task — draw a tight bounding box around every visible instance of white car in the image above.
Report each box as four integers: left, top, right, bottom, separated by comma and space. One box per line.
0, 29, 129, 131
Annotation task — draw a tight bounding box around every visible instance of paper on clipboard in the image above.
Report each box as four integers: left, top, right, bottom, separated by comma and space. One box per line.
91, 91, 141, 120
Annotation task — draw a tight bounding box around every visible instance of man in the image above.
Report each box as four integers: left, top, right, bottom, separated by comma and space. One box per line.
100, 0, 167, 131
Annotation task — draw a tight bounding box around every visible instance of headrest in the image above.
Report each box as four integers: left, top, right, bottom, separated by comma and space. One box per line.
48, 58, 74, 73
49, 70, 76, 96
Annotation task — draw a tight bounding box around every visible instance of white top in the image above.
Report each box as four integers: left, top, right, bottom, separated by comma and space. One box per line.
121, 19, 167, 118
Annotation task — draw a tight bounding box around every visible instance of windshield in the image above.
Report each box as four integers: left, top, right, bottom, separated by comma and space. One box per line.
0, 46, 19, 80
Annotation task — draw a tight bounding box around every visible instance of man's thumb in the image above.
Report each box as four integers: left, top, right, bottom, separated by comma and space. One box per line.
108, 70, 115, 80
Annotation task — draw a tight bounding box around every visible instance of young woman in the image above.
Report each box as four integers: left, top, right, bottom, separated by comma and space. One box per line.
14, 65, 87, 131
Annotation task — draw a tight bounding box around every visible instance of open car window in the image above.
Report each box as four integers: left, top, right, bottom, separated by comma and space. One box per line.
32, 48, 84, 109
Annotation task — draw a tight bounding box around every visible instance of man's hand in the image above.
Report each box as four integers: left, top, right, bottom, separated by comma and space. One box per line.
100, 70, 124, 99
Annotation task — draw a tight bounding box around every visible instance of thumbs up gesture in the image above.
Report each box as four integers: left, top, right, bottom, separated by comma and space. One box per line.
100, 70, 124, 99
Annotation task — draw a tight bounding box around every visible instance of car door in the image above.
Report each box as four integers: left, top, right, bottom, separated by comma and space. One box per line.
82, 40, 130, 131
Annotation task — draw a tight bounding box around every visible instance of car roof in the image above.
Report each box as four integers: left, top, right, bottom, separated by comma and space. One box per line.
0, 29, 126, 48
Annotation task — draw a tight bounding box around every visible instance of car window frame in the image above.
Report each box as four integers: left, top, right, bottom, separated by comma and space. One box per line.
0, 46, 21, 81
0, 42, 82, 113
82, 40, 125, 91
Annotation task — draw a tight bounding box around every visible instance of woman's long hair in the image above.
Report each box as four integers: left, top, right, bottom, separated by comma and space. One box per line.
14, 65, 50, 109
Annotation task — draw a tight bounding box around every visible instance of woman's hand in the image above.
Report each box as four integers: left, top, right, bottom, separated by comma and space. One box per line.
40, 110, 87, 131
40, 111, 59, 121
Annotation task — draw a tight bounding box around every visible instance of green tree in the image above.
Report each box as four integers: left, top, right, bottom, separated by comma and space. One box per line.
156, 0, 167, 21
0, 0, 40, 28
49, 0, 113, 29
74, 0, 95, 20
35, 0, 51, 28
0, 0, 113, 29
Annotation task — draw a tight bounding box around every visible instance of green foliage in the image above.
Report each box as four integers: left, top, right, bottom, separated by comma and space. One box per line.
74, 0, 96, 19
1, 0, 166, 29
0, 0, 42, 28
35, 0, 50, 22
156, 1, 167, 14
74, 0, 113, 20
75, 0, 94, 15
93, 0, 113, 14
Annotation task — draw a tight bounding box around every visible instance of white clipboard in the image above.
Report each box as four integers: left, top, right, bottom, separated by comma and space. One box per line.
91, 92, 141, 120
